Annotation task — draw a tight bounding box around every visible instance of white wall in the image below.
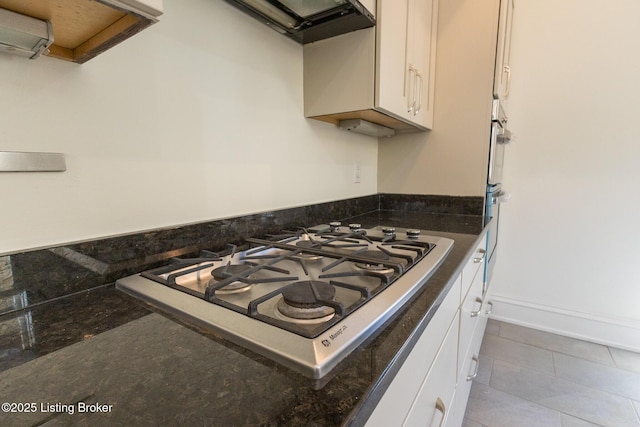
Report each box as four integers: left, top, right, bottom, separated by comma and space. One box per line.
0, 0, 378, 255
377, 0, 498, 198
491, 0, 640, 350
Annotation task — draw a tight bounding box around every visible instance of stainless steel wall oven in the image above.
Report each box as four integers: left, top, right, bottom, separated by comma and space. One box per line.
485, 99, 512, 287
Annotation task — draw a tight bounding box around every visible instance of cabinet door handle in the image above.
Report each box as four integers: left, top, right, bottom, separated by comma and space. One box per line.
484, 301, 493, 315
470, 297, 483, 317
466, 355, 480, 381
407, 66, 416, 113
431, 397, 446, 427
503, 65, 511, 98
474, 248, 486, 263
414, 72, 423, 115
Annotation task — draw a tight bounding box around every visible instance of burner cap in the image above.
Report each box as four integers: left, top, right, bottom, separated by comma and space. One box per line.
210, 264, 254, 294
292, 240, 322, 261
296, 240, 316, 249
211, 264, 251, 281
276, 281, 337, 323
354, 250, 394, 274
282, 280, 335, 309
357, 250, 391, 261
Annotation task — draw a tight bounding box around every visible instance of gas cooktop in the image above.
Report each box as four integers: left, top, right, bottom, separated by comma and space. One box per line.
116, 223, 454, 379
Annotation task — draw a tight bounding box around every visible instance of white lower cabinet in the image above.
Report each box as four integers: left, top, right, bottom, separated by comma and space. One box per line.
366, 234, 489, 427
449, 295, 492, 425
450, 236, 492, 427
458, 256, 484, 375
366, 276, 461, 426
403, 311, 459, 426
449, 311, 486, 427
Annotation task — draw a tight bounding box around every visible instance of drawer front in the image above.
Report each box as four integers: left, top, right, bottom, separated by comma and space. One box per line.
403, 311, 459, 427
460, 235, 487, 304
366, 277, 462, 426
450, 318, 485, 427
458, 263, 484, 375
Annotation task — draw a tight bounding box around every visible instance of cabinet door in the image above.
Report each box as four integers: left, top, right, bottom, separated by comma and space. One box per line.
450, 247, 493, 427
493, 0, 514, 99
408, 0, 438, 128
376, 0, 411, 121
458, 263, 484, 375
376, 0, 438, 129
403, 311, 459, 427
461, 235, 487, 304
450, 315, 485, 427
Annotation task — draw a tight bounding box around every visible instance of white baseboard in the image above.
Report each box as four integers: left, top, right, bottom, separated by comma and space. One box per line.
488, 295, 640, 352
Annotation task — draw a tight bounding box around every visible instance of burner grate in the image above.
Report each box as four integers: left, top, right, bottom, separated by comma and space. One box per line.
136, 227, 436, 339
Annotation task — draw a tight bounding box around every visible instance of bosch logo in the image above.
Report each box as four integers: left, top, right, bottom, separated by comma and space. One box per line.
322, 340, 331, 347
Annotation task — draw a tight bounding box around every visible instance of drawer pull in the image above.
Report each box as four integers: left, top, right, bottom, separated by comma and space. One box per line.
431, 397, 446, 427
467, 355, 480, 381
484, 301, 494, 315
473, 248, 486, 263
470, 297, 483, 317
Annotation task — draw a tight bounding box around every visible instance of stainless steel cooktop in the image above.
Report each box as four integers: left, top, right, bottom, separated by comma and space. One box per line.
116, 223, 454, 379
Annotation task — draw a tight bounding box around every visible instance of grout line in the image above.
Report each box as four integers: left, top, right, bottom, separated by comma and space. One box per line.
525, 354, 640, 405
482, 378, 611, 427
481, 383, 568, 422
490, 321, 621, 369
554, 352, 640, 402
494, 319, 502, 336
632, 399, 640, 423
552, 409, 600, 427
463, 401, 486, 427
478, 325, 640, 425
487, 356, 494, 384
483, 334, 556, 376
563, 413, 606, 427
606, 345, 619, 369
550, 347, 615, 370
481, 337, 640, 421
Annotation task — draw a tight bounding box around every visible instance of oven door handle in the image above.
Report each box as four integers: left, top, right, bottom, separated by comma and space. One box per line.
492, 190, 511, 204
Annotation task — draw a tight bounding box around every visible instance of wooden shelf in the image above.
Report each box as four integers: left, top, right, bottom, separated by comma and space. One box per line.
0, 0, 159, 63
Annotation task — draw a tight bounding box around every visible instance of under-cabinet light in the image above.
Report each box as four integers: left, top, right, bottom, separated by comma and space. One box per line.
0, 7, 53, 59
339, 119, 396, 138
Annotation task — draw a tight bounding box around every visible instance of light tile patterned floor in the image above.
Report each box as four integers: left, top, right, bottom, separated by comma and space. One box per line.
463, 320, 640, 427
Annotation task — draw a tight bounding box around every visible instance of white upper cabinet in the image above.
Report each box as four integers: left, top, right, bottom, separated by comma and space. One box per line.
377, 0, 438, 129
375, 0, 410, 124
304, 0, 439, 135
493, 0, 514, 99
0, 0, 163, 64
411, 0, 438, 127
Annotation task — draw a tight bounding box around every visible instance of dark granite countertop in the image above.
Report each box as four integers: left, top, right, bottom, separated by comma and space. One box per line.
0, 208, 488, 427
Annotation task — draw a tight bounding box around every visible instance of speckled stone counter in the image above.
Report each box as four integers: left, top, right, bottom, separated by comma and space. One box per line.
0, 197, 488, 426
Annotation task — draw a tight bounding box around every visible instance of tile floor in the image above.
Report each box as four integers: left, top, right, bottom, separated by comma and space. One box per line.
463, 320, 640, 427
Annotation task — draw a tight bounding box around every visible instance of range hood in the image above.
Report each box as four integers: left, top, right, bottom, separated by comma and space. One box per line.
223, 0, 375, 44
